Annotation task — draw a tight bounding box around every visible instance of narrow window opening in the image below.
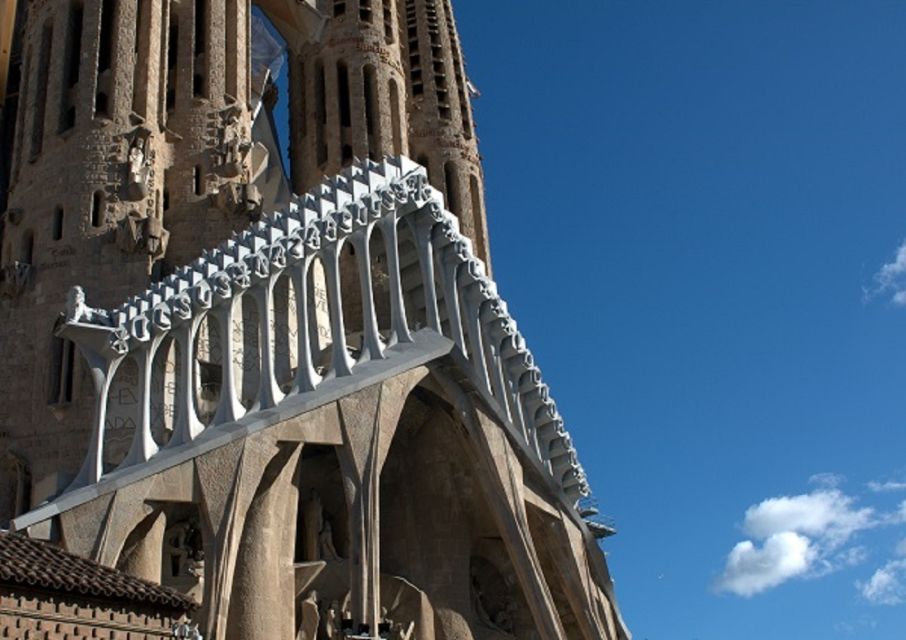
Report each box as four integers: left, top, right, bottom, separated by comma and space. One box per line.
342, 144, 353, 166
166, 12, 179, 111
389, 79, 402, 155
31, 23, 52, 156
60, 3, 84, 132
359, 0, 372, 23
363, 65, 377, 138
132, 0, 151, 117
20, 231, 33, 264
49, 336, 76, 405
444, 162, 461, 219
193, 165, 202, 195
470, 174, 485, 249
95, 0, 117, 117
383, 0, 394, 43
315, 61, 327, 165
225, 0, 238, 98
52, 207, 64, 241
334, 0, 346, 17
337, 62, 351, 128
416, 155, 430, 177
91, 191, 104, 228
193, 0, 206, 97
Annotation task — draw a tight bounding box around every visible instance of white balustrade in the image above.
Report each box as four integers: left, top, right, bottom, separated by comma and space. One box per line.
58, 156, 591, 503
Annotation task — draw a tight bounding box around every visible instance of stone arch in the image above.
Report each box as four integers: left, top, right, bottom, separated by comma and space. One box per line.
377, 379, 542, 639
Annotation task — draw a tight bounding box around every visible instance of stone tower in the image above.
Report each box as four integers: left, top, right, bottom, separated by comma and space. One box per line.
0, 2, 631, 639
291, 0, 490, 264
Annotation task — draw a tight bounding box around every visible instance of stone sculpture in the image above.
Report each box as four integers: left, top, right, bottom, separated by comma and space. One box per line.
299, 590, 320, 640
65, 286, 111, 326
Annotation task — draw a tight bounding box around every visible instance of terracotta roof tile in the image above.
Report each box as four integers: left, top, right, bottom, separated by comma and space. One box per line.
0, 532, 196, 610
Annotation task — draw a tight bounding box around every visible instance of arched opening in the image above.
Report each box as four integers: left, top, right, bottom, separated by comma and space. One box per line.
369, 225, 393, 339
334, 0, 347, 17
339, 241, 363, 357
149, 337, 177, 446
379, 385, 536, 637
396, 219, 425, 333
296, 445, 349, 563
20, 230, 33, 264
273, 273, 299, 392
193, 164, 203, 195
194, 314, 221, 426
469, 174, 485, 257
225, 0, 238, 98
104, 356, 141, 471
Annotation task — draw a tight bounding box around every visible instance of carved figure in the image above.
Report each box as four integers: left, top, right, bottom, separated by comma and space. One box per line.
219, 108, 250, 178
65, 286, 112, 326
300, 590, 320, 640
324, 600, 342, 639
117, 213, 169, 259
301, 489, 323, 561
126, 132, 152, 201
319, 519, 340, 561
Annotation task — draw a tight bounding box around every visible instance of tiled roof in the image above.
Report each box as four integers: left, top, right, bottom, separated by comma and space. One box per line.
0, 532, 196, 610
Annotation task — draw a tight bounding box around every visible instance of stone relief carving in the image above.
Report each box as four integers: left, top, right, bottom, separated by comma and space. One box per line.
300, 590, 320, 640
0, 262, 32, 299
66, 286, 112, 325
209, 181, 262, 220
117, 211, 170, 259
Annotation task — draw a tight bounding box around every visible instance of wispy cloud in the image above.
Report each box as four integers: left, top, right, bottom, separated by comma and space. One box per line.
858, 559, 906, 605
866, 239, 906, 306
716, 488, 880, 597
867, 480, 906, 493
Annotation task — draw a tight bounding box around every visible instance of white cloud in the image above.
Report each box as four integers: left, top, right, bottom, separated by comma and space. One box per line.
858, 560, 906, 605
717, 532, 816, 597
868, 239, 906, 306
717, 488, 881, 597
867, 480, 906, 493
742, 490, 875, 548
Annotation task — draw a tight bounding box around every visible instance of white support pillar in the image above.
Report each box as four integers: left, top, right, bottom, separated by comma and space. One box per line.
212, 297, 246, 425
377, 215, 412, 345
290, 259, 322, 393
350, 227, 386, 363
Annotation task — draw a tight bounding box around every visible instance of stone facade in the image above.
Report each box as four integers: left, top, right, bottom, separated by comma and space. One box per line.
0, 1, 630, 639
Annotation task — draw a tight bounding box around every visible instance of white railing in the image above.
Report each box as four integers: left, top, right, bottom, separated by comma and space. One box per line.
58, 157, 590, 502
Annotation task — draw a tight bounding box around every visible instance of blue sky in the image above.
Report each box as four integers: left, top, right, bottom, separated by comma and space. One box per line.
272, 2, 906, 638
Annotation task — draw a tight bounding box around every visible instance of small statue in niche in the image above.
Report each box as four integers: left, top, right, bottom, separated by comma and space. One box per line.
126, 129, 153, 201
219, 107, 250, 178
324, 600, 343, 639
319, 519, 340, 561
299, 590, 320, 640
65, 286, 111, 325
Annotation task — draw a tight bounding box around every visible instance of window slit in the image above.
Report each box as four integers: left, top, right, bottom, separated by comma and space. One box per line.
30, 23, 52, 156
52, 207, 64, 241
95, 0, 116, 117
337, 61, 351, 128
193, 0, 206, 97
91, 191, 104, 227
